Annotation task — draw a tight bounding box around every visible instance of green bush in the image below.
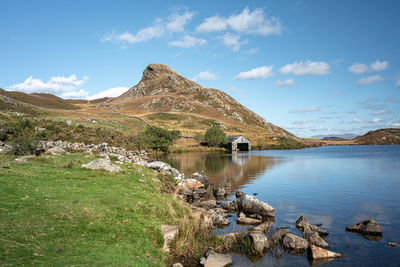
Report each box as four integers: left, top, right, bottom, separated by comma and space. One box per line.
137, 126, 180, 152
204, 126, 228, 147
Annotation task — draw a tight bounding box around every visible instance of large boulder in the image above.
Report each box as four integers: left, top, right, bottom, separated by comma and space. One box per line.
81, 158, 122, 172
346, 219, 382, 236
282, 233, 309, 254
235, 195, 275, 218
308, 245, 343, 260
200, 250, 232, 267
248, 231, 270, 255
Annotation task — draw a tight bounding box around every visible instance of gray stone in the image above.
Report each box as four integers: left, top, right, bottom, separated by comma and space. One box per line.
235, 191, 245, 198
81, 158, 122, 172
221, 201, 236, 212
200, 250, 232, 267
248, 231, 269, 254
236, 194, 275, 218
308, 232, 330, 249
213, 187, 227, 199
191, 172, 209, 188
213, 214, 230, 228
172, 263, 183, 267
282, 233, 309, 253
346, 219, 383, 236
145, 161, 171, 172
270, 230, 289, 245
237, 212, 262, 225
296, 215, 310, 230
193, 200, 217, 209
252, 221, 271, 233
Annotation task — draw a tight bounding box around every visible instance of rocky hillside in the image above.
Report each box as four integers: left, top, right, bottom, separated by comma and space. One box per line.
107, 64, 290, 136
356, 128, 400, 145
0, 89, 79, 110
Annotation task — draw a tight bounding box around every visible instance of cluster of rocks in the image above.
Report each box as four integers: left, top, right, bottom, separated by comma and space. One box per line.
0, 141, 12, 153
35, 141, 148, 164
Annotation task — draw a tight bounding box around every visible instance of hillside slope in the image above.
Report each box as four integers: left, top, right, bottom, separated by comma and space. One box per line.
106, 64, 291, 137
355, 128, 400, 145
0, 89, 80, 110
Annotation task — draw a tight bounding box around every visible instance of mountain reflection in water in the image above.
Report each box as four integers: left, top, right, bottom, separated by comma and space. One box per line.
158, 151, 282, 196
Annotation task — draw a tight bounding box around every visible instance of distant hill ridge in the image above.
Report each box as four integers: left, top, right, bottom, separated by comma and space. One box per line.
107, 64, 290, 136
356, 128, 400, 145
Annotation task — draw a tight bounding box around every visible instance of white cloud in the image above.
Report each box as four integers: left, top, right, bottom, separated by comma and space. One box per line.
372, 110, 389, 115
352, 118, 363, 123
370, 60, 389, 72
62, 89, 89, 99
196, 15, 227, 32
290, 106, 320, 113
348, 63, 369, 74
349, 60, 389, 74
219, 33, 246, 52
279, 61, 330, 75
166, 11, 194, 33
357, 75, 383, 85
389, 122, 400, 127
168, 35, 207, 48
88, 87, 129, 100
371, 117, 384, 123
196, 7, 281, 36
234, 65, 274, 80
275, 79, 295, 87
8, 75, 89, 98
192, 71, 218, 82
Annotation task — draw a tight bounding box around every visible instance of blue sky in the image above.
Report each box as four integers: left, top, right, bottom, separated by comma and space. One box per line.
1, 0, 399, 137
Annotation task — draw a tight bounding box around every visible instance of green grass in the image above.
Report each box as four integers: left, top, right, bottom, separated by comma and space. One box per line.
0, 153, 187, 266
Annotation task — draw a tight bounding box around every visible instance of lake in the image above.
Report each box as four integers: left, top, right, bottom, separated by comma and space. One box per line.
159, 145, 400, 266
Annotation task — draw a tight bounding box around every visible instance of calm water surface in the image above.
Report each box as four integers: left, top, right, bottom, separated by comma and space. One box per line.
159, 145, 400, 266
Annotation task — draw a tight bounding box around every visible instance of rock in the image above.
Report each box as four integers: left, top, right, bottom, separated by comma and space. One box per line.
218, 233, 242, 246
235, 191, 245, 198
191, 172, 209, 188
192, 208, 213, 229
47, 146, 66, 155
346, 219, 383, 236
308, 232, 330, 249
194, 200, 217, 209
282, 233, 309, 254
296, 216, 310, 230
308, 224, 329, 237
237, 212, 262, 225
213, 187, 227, 199
252, 221, 271, 233
221, 201, 236, 212
200, 250, 232, 267
66, 120, 72, 126
81, 158, 122, 172
177, 178, 208, 203
161, 225, 179, 252
15, 157, 28, 163
248, 231, 270, 254
236, 194, 275, 219
145, 161, 171, 172
308, 245, 343, 260
172, 263, 184, 267
388, 242, 398, 247
270, 230, 289, 245
213, 214, 230, 228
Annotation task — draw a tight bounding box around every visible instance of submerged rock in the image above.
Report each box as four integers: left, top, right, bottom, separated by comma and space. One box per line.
235, 194, 275, 218
346, 219, 383, 236
81, 158, 122, 172
308, 245, 343, 260
200, 250, 232, 267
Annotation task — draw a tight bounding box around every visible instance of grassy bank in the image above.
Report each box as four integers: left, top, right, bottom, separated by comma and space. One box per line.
0, 153, 188, 266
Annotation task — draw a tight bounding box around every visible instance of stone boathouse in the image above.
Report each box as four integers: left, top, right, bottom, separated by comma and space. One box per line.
227, 136, 251, 151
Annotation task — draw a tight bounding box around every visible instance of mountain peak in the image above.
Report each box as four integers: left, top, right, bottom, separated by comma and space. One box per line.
142, 64, 176, 80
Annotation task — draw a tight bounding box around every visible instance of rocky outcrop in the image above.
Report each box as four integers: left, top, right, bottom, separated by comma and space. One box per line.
235, 194, 275, 219
346, 219, 383, 236
81, 158, 122, 172
200, 250, 232, 267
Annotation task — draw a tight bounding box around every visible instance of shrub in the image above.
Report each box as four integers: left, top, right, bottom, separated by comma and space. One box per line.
204, 126, 228, 147
138, 126, 180, 152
